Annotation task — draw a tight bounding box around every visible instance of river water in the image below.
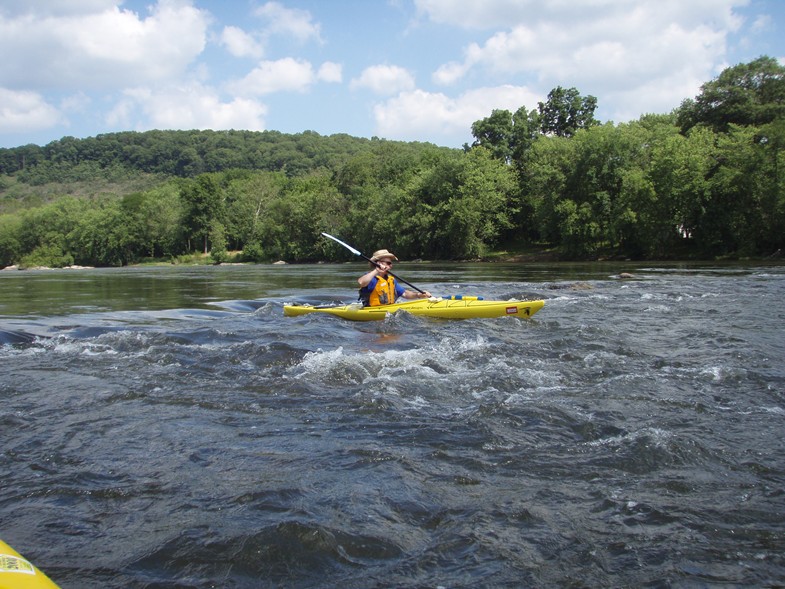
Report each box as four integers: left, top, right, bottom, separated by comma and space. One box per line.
1, 262, 783, 588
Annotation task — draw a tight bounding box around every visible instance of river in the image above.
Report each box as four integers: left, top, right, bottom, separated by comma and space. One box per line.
1, 262, 783, 588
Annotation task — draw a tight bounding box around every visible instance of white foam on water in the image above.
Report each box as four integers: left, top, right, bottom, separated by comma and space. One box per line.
584, 426, 673, 449
760, 406, 785, 415
701, 366, 723, 382
287, 336, 501, 403
292, 336, 491, 377
644, 304, 671, 313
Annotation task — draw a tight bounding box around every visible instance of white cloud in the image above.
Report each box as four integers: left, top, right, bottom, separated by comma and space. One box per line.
60, 92, 91, 114
318, 62, 343, 83
108, 84, 267, 131
105, 96, 135, 129
0, 0, 209, 90
750, 14, 772, 33
0, 0, 773, 149
0, 88, 62, 133
351, 65, 416, 95
416, 0, 745, 31
220, 25, 264, 59
421, 0, 748, 122
432, 61, 470, 86
217, 1, 322, 66
253, 1, 322, 43
228, 58, 316, 96
373, 85, 541, 142
451, 14, 729, 86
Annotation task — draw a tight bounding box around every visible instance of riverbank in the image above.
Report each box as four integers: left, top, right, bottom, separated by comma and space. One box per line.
1, 264, 95, 271
3, 246, 783, 272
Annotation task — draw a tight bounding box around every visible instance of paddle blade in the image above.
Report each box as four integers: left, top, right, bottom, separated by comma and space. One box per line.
321, 232, 362, 256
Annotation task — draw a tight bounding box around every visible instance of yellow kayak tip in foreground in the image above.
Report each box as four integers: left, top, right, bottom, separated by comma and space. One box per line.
0, 539, 61, 589
284, 297, 545, 321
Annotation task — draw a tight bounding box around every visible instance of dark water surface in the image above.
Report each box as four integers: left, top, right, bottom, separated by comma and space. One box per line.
1, 262, 784, 588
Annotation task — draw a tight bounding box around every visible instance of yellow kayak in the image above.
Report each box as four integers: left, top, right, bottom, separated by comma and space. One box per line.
284, 297, 544, 321
0, 539, 61, 589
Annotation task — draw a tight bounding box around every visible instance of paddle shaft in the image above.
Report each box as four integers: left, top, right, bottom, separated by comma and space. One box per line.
321, 232, 427, 294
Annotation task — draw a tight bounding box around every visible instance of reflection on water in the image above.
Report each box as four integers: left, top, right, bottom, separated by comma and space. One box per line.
0, 260, 757, 317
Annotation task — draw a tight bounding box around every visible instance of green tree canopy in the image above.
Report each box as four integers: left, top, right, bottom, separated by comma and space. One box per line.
181, 174, 225, 253
468, 86, 596, 167
469, 106, 541, 164
677, 55, 785, 133
470, 109, 514, 162
538, 86, 599, 137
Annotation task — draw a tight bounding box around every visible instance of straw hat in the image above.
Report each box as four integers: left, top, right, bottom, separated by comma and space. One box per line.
370, 249, 398, 262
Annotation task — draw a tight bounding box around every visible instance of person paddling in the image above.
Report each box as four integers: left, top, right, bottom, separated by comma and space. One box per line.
358, 249, 431, 306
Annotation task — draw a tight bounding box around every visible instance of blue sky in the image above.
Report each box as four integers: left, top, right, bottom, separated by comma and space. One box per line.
0, 0, 783, 150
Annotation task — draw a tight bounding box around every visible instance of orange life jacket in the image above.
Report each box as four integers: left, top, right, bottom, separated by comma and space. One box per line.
360, 274, 397, 306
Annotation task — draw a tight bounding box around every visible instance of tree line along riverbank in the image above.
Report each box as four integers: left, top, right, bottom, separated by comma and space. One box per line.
1, 56, 783, 269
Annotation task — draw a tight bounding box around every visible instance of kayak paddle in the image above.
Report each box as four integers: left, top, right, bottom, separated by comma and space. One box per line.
321, 232, 427, 294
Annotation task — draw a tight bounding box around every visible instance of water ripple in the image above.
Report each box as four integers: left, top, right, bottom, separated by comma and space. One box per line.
2, 263, 784, 588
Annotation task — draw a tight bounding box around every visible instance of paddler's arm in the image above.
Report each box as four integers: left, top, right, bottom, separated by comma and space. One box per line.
358, 267, 381, 287
401, 288, 432, 299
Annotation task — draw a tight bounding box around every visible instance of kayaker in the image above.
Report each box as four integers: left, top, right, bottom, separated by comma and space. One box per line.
358, 249, 432, 306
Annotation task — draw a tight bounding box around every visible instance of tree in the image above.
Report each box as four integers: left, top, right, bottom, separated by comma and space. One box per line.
68, 201, 136, 266
17, 198, 84, 257
446, 147, 517, 258
180, 174, 225, 253
645, 125, 715, 256
554, 199, 599, 258
758, 118, 785, 252
19, 243, 73, 269
223, 171, 286, 251
209, 222, 229, 264
511, 105, 541, 162
524, 118, 674, 257
123, 184, 185, 258
521, 134, 575, 244
0, 215, 21, 267
470, 109, 514, 162
538, 86, 599, 137
251, 171, 348, 262
677, 56, 785, 133
469, 106, 541, 165
400, 147, 516, 259
700, 124, 777, 256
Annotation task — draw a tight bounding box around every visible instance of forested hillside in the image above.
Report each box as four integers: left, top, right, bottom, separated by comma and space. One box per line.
1, 56, 783, 268
0, 129, 384, 182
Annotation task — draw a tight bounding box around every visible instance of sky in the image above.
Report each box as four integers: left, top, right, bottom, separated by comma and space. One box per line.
0, 0, 783, 150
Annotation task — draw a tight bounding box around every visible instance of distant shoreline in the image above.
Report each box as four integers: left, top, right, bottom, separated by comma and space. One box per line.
3, 249, 784, 272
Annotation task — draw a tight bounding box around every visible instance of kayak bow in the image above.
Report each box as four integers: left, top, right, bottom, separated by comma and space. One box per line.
283, 297, 544, 321
0, 539, 61, 589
